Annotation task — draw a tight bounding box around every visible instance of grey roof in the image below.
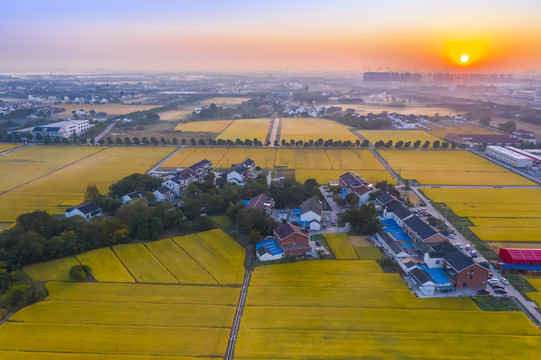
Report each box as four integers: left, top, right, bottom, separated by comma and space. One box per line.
443, 250, 474, 272
403, 216, 437, 240
154, 186, 172, 195
428, 251, 444, 259
430, 241, 457, 256
189, 159, 212, 171
274, 222, 306, 240
386, 201, 412, 220
376, 192, 395, 206
257, 247, 269, 256
125, 190, 145, 199
245, 194, 274, 211
377, 229, 405, 256
403, 261, 417, 269
74, 202, 101, 215
410, 268, 435, 285
301, 197, 322, 216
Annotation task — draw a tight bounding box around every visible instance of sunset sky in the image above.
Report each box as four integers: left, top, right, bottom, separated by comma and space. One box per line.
2, 0, 541, 73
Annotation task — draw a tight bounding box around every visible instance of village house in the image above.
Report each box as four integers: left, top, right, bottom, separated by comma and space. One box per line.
338, 172, 372, 204
273, 222, 312, 257
299, 197, 322, 231
161, 159, 212, 196
244, 194, 275, 216
153, 186, 174, 203
121, 190, 146, 204
224, 158, 255, 184
65, 202, 102, 221
402, 216, 447, 248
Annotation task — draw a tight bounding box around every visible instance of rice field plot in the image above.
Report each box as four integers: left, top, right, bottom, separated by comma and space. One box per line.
379, 149, 535, 185
158, 110, 192, 121
324, 233, 358, 259
0, 146, 173, 222
174, 233, 244, 284
0, 353, 214, 360
527, 279, 541, 291
174, 119, 233, 132
113, 243, 178, 284
280, 118, 359, 142
217, 118, 271, 142
0, 322, 229, 357
200, 97, 251, 105
23, 256, 80, 282
423, 188, 541, 242
75, 247, 135, 283
211, 215, 233, 227
145, 239, 217, 284
0, 145, 103, 193
360, 130, 441, 145
197, 229, 246, 266
46, 281, 240, 305
52, 104, 158, 118
429, 125, 497, 140
0, 144, 22, 153
11, 300, 235, 328
215, 147, 276, 169
354, 245, 383, 260
237, 260, 541, 360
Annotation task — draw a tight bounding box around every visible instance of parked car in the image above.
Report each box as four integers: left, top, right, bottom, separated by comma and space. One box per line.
491, 284, 504, 290
322, 223, 327, 229
494, 289, 507, 295
501, 278, 509, 285
456, 243, 464, 249
325, 216, 330, 222
470, 250, 478, 258
465, 244, 470, 251
488, 272, 493, 278
315, 241, 322, 247
488, 278, 499, 285
331, 221, 336, 226
477, 289, 490, 295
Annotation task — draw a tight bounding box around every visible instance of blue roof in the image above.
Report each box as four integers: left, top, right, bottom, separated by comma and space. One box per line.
292, 208, 301, 215
381, 219, 411, 243
239, 200, 250, 205
501, 264, 541, 270
341, 188, 348, 199
419, 264, 451, 285
256, 239, 284, 256
298, 221, 311, 227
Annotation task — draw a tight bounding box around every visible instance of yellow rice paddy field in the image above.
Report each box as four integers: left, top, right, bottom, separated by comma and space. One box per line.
53, 104, 158, 118
379, 150, 535, 186
217, 118, 271, 141
236, 260, 541, 359
157, 110, 192, 121
161, 147, 394, 184
174, 119, 233, 133
359, 130, 442, 145
0, 144, 22, 153
200, 97, 251, 105
428, 125, 497, 140
10, 229, 245, 358
324, 233, 358, 259
0, 146, 174, 222
280, 117, 359, 142
423, 188, 541, 242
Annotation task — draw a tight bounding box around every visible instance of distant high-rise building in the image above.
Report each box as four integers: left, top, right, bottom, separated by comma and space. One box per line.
363, 72, 421, 82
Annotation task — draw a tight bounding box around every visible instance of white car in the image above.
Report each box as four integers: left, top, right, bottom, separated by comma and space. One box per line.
500, 278, 509, 285
455, 243, 464, 249
325, 217, 330, 222
487, 278, 499, 285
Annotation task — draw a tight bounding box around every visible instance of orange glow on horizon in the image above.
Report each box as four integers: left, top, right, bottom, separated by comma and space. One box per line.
443, 40, 489, 69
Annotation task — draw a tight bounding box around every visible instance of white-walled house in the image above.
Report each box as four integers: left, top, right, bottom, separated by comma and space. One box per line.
121, 190, 146, 204
153, 186, 174, 203
300, 197, 322, 231
65, 202, 101, 221
224, 158, 255, 184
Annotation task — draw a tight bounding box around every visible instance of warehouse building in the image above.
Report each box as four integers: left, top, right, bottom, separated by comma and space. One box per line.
485, 146, 533, 168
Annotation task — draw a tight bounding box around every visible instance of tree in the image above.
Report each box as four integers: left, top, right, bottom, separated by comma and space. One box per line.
107, 137, 113, 145
69, 265, 91, 281
249, 229, 261, 244
150, 137, 159, 145
343, 203, 382, 235
498, 120, 516, 133
142, 137, 150, 145
44, 135, 52, 144
413, 140, 421, 148
160, 137, 166, 145
422, 140, 430, 149
98, 139, 105, 145
361, 140, 369, 147
84, 184, 101, 202
345, 192, 359, 208
207, 194, 224, 215
441, 142, 449, 149
433, 140, 440, 149
404, 141, 411, 148
181, 198, 201, 220
480, 116, 491, 126
109, 173, 162, 198
395, 140, 404, 148
145, 113, 160, 122
116, 137, 123, 145
190, 138, 196, 145
133, 137, 140, 144
172, 137, 178, 145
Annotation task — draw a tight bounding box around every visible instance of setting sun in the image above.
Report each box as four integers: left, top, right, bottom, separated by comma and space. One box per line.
460, 54, 470, 63
444, 40, 489, 68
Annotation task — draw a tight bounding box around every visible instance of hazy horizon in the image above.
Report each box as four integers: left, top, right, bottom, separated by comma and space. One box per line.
3, 0, 541, 74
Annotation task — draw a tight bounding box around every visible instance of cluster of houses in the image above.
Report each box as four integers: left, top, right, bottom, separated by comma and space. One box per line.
26, 119, 91, 140
374, 192, 489, 295
388, 113, 428, 129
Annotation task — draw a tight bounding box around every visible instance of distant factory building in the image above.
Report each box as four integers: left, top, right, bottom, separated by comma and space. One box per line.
485, 146, 533, 168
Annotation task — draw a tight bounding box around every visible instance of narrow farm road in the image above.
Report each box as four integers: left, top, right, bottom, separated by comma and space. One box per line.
225, 268, 252, 360
268, 118, 281, 146
93, 122, 115, 143
146, 146, 184, 173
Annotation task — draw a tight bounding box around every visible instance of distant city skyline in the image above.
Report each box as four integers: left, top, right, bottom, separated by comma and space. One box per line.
2, 0, 541, 73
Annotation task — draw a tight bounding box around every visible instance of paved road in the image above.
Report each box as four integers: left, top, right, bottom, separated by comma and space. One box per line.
225, 269, 251, 360
0, 144, 31, 155
93, 122, 115, 143
146, 146, 185, 173
268, 118, 281, 146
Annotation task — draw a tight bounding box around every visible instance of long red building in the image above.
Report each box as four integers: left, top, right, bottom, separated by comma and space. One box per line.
499, 248, 541, 274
